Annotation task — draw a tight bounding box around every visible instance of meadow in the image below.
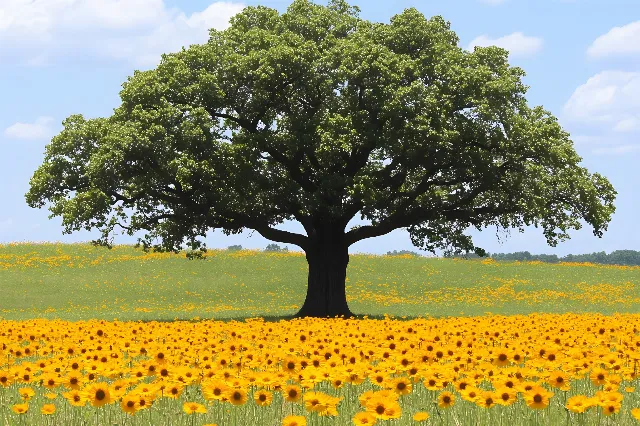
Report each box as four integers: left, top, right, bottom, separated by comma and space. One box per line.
2, 242, 640, 425
2, 242, 640, 321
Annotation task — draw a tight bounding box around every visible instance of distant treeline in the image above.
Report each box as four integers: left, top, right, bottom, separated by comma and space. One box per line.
385, 249, 640, 267
478, 250, 640, 266
217, 246, 640, 267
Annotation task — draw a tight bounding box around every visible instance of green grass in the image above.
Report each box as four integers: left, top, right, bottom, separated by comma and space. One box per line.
1, 242, 639, 321
2, 243, 640, 426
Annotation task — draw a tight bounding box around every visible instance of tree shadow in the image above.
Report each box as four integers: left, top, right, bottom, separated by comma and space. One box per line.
143, 312, 422, 323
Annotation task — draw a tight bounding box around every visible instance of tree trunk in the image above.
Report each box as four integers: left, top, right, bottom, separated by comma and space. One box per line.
295, 233, 353, 318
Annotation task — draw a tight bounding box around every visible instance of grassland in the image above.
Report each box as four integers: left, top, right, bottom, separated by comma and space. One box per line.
1, 242, 640, 321
3, 242, 640, 426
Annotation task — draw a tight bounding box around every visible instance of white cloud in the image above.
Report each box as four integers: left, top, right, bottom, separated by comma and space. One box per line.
102, 2, 246, 68
24, 54, 50, 67
467, 32, 543, 57
587, 21, 640, 58
3, 116, 55, 140
570, 134, 635, 155
613, 117, 640, 133
564, 71, 640, 131
0, 0, 246, 68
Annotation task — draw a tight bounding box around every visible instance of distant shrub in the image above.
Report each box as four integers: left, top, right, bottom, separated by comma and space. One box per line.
265, 243, 289, 253
185, 249, 206, 260
227, 245, 243, 252
386, 250, 420, 257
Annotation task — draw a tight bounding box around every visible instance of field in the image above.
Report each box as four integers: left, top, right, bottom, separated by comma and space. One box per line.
2, 242, 640, 321
2, 242, 640, 425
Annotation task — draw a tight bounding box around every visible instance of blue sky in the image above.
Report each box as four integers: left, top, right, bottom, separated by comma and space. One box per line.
1, 0, 639, 256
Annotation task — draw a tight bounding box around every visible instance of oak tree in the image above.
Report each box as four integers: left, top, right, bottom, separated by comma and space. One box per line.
25, 0, 616, 317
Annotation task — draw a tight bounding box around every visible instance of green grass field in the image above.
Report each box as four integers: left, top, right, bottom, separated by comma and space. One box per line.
4, 243, 640, 426
2, 242, 639, 321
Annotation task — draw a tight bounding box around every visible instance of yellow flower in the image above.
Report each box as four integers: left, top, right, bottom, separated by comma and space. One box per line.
460, 386, 481, 403
595, 390, 624, 406
601, 402, 621, 416
631, 407, 640, 420
12, 403, 29, 414
62, 389, 86, 407
82, 382, 112, 407
413, 411, 430, 422
63, 371, 84, 390
423, 375, 444, 391
183, 402, 207, 414
303, 391, 329, 413
284, 384, 302, 402
567, 395, 592, 413
224, 388, 248, 406
202, 380, 230, 401
547, 370, 571, 391
154, 351, 168, 365
477, 391, 498, 409
524, 386, 554, 409
41, 404, 56, 415
492, 348, 511, 367
40, 373, 60, 390
0, 370, 12, 387
590, 367, 609, 386
282, 415, 307, 426
134, 391, 154, 411
121, 393, 139, 415
282, 357, 298, 374
254, 389, 273, 407
164, 382, 184, 399
353, 411, 377, 426
331, 376, 345, 389
19, 387, 35, 401
365, 395, 401, 420
390, 377, 412, 395
45, 392, 58, 400
438, 391, 455, 408
494, 387, 518, 406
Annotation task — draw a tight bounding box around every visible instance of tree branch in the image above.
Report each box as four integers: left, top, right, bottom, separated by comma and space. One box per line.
344, 160, 519, 246
250, 224, 309, 250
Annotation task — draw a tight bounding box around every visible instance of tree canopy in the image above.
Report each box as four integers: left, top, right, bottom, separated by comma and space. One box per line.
25, 0, 616, 316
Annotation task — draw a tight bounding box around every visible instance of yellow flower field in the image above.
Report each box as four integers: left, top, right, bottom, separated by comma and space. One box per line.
2, 313, 640, 425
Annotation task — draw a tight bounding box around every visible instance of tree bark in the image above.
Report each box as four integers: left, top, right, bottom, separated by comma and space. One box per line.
295, 229, 354, 318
